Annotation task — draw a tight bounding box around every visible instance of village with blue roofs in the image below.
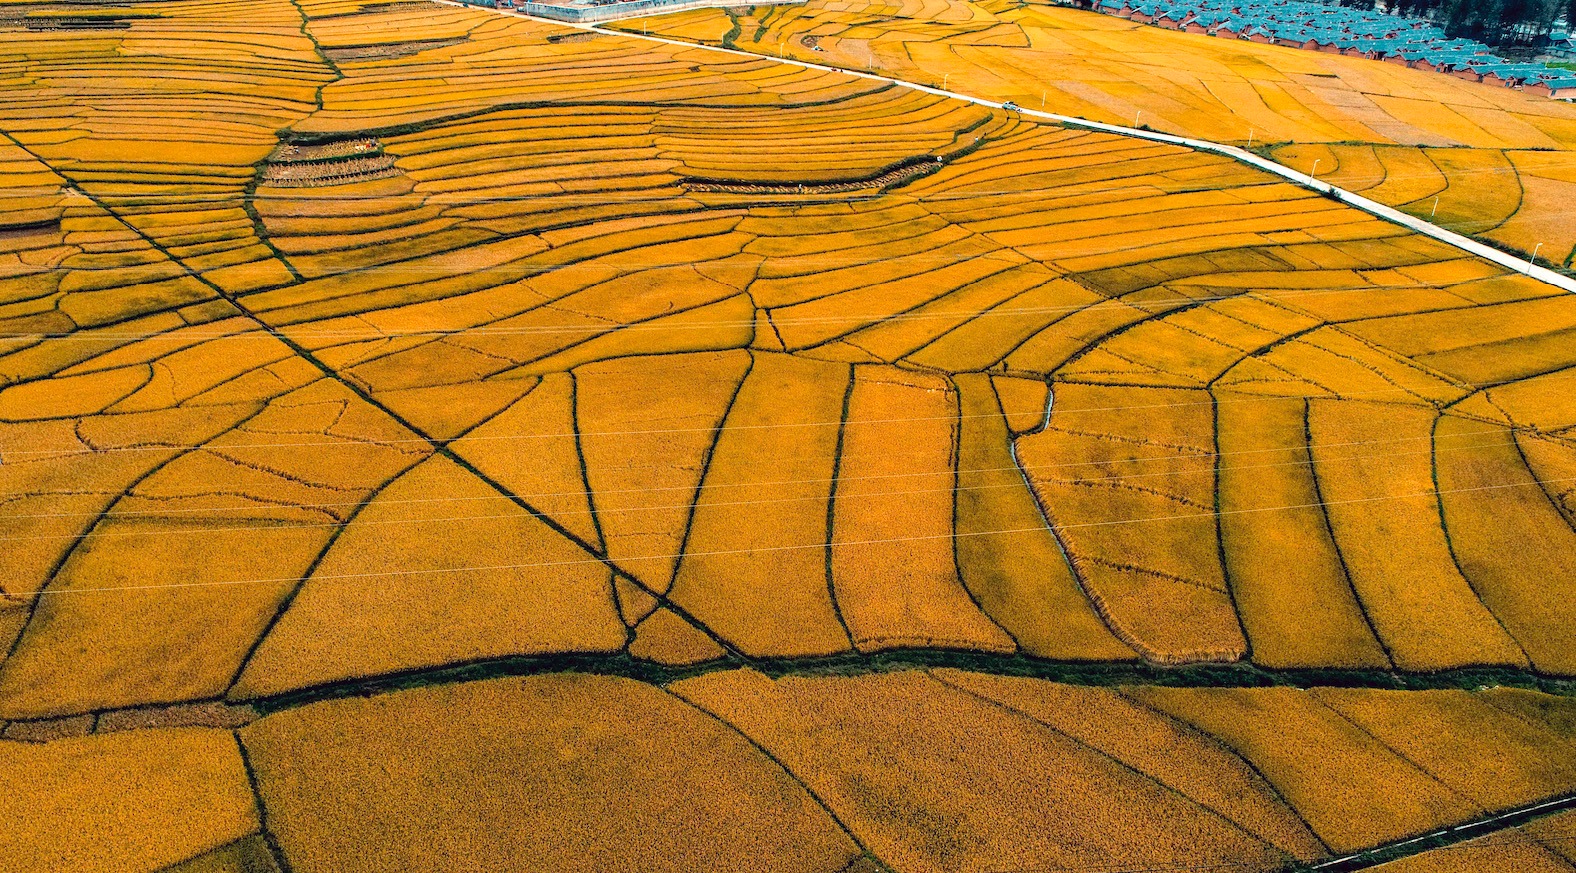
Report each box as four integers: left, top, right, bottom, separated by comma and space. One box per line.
1095, 0, 1576, 99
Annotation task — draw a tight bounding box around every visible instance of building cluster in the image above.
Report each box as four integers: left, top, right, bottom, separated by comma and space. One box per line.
1096, 0, 1576, 98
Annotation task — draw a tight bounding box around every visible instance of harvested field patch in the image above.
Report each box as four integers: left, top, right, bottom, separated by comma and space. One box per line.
259, 139, 401, 188
321, 37, 465, 61
20, 15, 139, 30
686, 156, 945, 195
0, 218, 62, 241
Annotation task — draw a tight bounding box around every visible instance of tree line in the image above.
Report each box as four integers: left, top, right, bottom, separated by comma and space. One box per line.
1335, 0, 1569, 47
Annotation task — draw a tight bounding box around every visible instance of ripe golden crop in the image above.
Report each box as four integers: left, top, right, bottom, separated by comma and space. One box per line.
830, 366, 1016, 653
1, 0, 1575, 743
6, 667, 1576, 871
239, 673, 866, 873
1128, 685, 1481, 853
672, 669, 1290, 873
0, 728, 259, 873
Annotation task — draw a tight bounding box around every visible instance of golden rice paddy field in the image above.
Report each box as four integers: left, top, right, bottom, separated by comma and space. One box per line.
7, 671, 1576, 872
1, 0, 1574, 868
624, 0, 1576, 147
615, 0, 1576, 262
1272, 142, 1576, 267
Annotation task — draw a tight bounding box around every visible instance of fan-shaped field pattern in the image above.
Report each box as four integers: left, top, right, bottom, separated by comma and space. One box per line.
1, 0, 1576, 730
612, 0, 1576, 147
3, 670, 1576, 873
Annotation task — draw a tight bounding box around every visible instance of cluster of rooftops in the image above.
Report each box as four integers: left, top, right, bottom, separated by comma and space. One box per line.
1094, 0, 1576, 98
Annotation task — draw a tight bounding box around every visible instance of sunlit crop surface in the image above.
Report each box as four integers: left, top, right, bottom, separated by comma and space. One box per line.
1, 0, 1574, 869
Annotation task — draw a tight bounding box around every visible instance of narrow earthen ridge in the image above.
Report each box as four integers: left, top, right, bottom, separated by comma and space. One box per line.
7, 647, 1570, 734
685, 157, 943, 195
226, 649, 1576, 719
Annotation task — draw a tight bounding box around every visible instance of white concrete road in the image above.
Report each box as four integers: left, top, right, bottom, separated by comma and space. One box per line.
435, 0, 1576, 296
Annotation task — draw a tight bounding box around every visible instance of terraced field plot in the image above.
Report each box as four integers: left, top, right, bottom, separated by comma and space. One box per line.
1271, 142, 1576, 267
614, 0, 1576, 262
616, 0, 1576, 147
1, 0, 1575, 869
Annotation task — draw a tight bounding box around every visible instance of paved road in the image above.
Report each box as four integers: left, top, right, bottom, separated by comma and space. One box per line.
436, 0, 1576, 296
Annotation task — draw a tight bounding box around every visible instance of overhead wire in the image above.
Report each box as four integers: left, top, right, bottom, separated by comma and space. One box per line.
2, 31, 1575, 598
0, 417, 1546, 542
0, 272, 1520, 342
3, 364, 1569, 461
15, 469, 1576, 598
5, 16, 1576, 869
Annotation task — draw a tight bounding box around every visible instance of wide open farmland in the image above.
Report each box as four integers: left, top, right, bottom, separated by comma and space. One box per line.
0, 0, 1573, 869
617, 0, 1576, 267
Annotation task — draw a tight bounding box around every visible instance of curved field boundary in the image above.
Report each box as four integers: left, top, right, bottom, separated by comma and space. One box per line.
434, 0, 1576, 297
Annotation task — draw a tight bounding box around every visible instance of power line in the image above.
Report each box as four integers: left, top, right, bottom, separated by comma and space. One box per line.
0, 276, 1521, 344
5, 364, 1564, 460
20, 471, 1576, 598
0, 420, 1535, 542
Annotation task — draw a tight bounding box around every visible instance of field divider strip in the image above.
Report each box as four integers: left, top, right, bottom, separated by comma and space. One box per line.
226, 647, 1576, 718
432, 0, 1576, 297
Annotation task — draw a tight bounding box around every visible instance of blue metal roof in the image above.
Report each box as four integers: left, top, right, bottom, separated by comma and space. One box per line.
1101, 0, 1569, 89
